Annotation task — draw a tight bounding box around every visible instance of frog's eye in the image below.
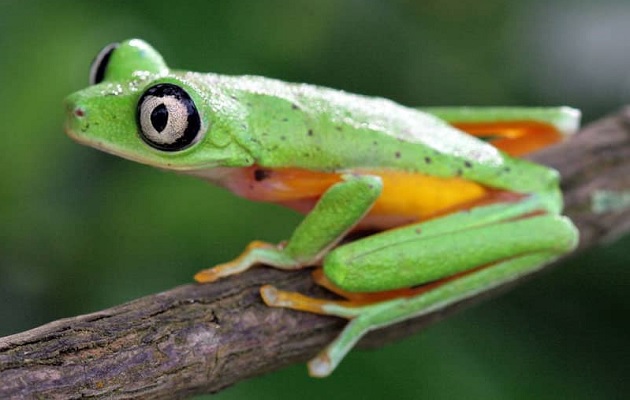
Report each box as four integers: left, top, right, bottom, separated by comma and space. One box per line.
89, 42, 119, 85
136, 83, 202, 152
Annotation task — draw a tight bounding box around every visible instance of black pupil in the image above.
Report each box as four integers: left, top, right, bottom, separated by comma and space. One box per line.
150, 103, 169, 132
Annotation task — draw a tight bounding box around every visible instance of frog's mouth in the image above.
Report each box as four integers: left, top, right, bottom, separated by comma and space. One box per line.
64, 118, 140, 164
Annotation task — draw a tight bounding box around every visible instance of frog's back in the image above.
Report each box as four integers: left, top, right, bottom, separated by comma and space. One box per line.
188, 73, 558, 195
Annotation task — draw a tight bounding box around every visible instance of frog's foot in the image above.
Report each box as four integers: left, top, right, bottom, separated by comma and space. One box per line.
260, 284, 363, 317
194, 240, 301, 283
259, 280, 453, 377
260, 284, 377, 377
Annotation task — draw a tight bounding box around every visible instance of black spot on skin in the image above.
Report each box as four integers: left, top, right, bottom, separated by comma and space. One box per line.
282, 118, 288, 122
373, 141, 378, 146
424, 156, 432, 164
410, 283, 426, 290
291, 103, 299, 110
307, 129, 313, 136
280, 135, 286, 141
335, 126, 343, 131
230, 95, 238, 101
254, 169, 272, 182
395, 151, 401, 158
456, 169, 463, 176
464, 161, 473, 168
504, 167, 511, 173
246, 102, 252, 107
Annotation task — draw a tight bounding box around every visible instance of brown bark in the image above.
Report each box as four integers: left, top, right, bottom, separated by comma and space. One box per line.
1, 107, 629, 399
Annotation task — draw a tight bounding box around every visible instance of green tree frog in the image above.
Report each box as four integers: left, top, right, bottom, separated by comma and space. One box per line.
65, 39, 580, 377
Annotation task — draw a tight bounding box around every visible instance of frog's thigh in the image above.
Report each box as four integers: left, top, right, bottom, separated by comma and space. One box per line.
324, 214, 577, 293
420, 107, 579, 156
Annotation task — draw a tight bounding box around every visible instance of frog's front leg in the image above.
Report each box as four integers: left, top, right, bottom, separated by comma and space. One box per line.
194, 175, 382, 282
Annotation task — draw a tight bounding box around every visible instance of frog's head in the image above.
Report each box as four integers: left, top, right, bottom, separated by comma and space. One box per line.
64, 39, 252, 171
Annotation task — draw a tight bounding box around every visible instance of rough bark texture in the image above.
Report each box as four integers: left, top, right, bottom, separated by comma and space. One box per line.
1, 107, 629, 399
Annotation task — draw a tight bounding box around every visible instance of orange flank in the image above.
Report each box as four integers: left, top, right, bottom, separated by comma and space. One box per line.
453, 121, 563, 156
367, 169, 487, 221
236, 166, 490, 227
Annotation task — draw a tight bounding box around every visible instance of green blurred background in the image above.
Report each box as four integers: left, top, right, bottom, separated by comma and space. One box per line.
1, 1, 628, 398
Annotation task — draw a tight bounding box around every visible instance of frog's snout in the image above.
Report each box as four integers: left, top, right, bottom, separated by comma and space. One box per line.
65, 96, 84, 118
71, 106, 85, 118
63, 97, 90, 140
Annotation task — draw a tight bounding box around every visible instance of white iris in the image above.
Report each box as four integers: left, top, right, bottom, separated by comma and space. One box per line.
140, 95, 189, 145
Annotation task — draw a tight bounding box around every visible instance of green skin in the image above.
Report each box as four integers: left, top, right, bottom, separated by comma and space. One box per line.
65, 39, 580, 377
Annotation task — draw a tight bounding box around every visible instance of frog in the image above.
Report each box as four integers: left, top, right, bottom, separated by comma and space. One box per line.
64, 39, 580, 377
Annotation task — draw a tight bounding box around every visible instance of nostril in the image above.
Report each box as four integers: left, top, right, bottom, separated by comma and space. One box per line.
74, 107, 85, 118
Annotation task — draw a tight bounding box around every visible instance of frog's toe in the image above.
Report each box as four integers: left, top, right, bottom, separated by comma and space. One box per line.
308, 354, 333, 377
194, 240, 293, 283
261, 285, 365, 318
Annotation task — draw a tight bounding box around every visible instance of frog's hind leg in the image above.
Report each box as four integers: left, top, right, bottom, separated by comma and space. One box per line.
421, 107, 580, 156
263, 196, 578, 376
263, 252, 559, 377
261, 267, 474, 317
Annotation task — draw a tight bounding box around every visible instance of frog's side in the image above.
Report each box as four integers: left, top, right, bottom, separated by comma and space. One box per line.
65, 39, 579, 377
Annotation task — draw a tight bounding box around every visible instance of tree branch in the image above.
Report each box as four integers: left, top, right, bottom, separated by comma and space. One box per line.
1, 107, 629, 399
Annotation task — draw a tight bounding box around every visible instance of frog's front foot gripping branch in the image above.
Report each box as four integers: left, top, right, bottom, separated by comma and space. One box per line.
194, 241, 298, 282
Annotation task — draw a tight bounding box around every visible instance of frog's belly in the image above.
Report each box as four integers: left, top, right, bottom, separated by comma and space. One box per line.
212, 166, 497, 229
